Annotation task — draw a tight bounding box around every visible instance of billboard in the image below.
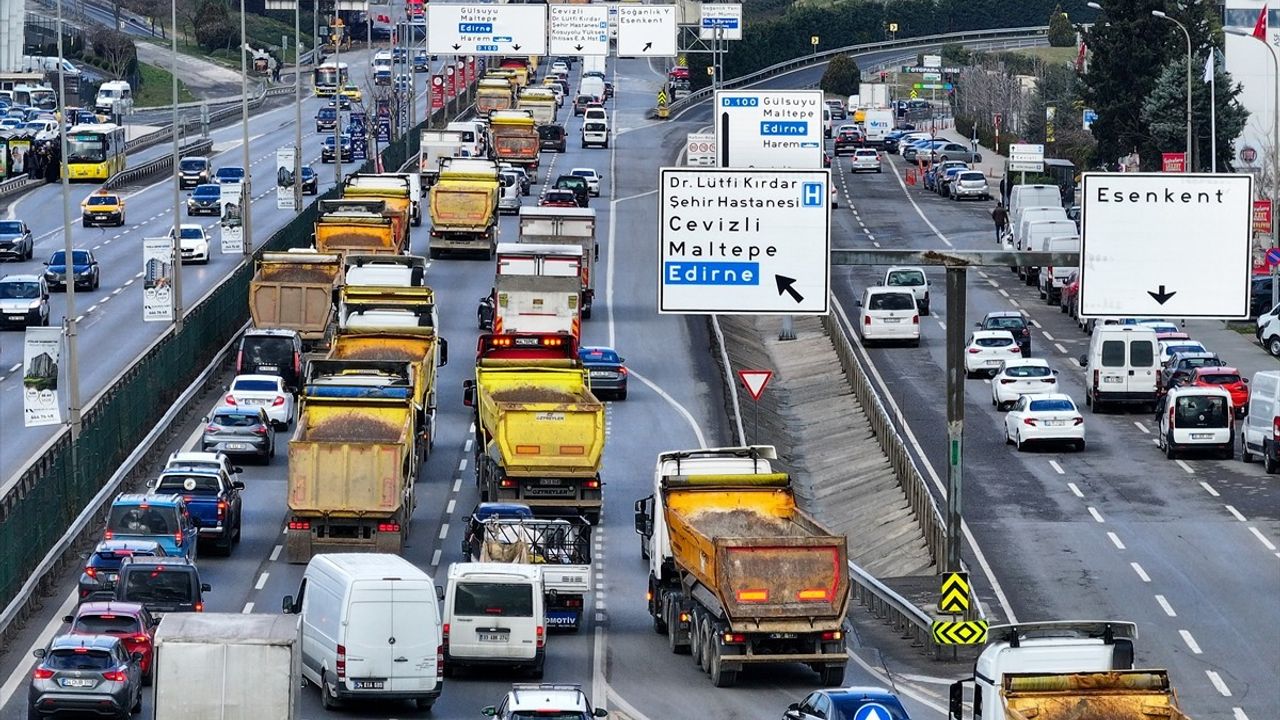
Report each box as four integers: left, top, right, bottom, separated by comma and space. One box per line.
142, 237, 174, 322
276, 146, 298, 211
22, 326, 64, 427
220, 182, 244, 254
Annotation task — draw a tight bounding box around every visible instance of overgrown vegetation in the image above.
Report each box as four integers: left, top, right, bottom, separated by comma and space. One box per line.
134, 63, 197, 107
819, 54, 860, 98
1047, 5, 1075, 46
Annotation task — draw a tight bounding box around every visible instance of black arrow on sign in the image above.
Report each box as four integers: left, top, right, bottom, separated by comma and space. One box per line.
452, 44, 461, 51
1147, 285, 1177, 305
575, 44, 584, 51
513, 43, 522, 51
642, 41, 653, 51
720, 111, 730, 167
775, 275, 804, 304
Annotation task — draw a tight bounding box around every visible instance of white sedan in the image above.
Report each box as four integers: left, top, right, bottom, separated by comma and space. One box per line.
850, 148, 882, 173
223, 374, 294, 429
991, 358, 1058, 410
965, 330, 1022, 377
1004, 393, 1085, 452
569, 167, 602, 197
171, 224, 210, 265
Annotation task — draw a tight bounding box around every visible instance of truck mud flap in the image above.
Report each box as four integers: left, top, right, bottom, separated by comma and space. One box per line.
286, 528, 314, 564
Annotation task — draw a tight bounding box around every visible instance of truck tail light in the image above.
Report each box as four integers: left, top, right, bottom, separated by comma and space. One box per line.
288, 520, 310, 531
174, 531, 184, 546
583, 479, 600, 489
104, 530, 113, 540
235, 350, 243, 372
217, 501, 227, 518
194, 602, 204, 612
336, 644, 346, 679
1272, 416, 1280, 442
377, 522, 400, 533
821, 630, 843, 641
1093, 369, 1100, 390
722, 632, 746, 644
797, 589, 831, 601
499, 479, 516, 488
736, 589, 768, 602
863, 314, 871, 325
536, 625, 545, 648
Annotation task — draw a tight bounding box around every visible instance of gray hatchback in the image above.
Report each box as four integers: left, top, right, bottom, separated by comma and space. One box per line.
28, 634, 143, 719
201, 406, 275, 462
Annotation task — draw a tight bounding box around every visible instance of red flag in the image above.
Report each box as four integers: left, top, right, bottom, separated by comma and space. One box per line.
1075, 42, 1087, 72
1253, 4, 1268, 41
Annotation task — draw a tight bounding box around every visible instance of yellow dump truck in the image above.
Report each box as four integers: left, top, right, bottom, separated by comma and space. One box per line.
516, 87, 558, 126
314, 199, 404, 256
477, 78, 516, 117
634, 446, 851, 687
488, 110, 540, 180
247, 250, 341, 349
463, 333, 604, 522
343, 172, 421, 228
948, 621, 1193, 720
428, 167, 499, 260
286, 360, 418, 564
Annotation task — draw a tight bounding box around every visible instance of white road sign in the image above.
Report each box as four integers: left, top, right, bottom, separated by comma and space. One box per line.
548, 5, 609, 56
686, 132, 716, 166
1078, 173, 1253, 318
427, 4, 547, 56
923, 54, 942, 67
699, 3, 743, 40
714, 89, 823, 169
659, 168, 831, 315
1008, 143, 1045, 172
616, 5, 677, 57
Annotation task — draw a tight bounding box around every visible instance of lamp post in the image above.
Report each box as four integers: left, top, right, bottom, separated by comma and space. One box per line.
170, 0, 183, 330
1227, 26, 1280, 306
55, 0, 81, 440
1151, 10, 1193, 165
240, 0, 253, 256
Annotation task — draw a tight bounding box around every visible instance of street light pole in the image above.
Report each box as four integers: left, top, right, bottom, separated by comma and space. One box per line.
170, 0, 183, 330
241, 0, 253, 256
1227, 27, 1280, 305
1152, 11, 1192, 165
295, 0, 303, 211
55, 0, 81, 441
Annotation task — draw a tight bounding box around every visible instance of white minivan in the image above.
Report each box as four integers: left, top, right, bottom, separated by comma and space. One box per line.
1081, 325, 1159, 413
1157, 385, 1234, 459
1007, 183, 1061, 219
1019, 219, 1076, 286
1035, 233, 1081, 305
856, 287, 920, 346
443, 563, 545, 678
1242, 370, 1280, 472
283, 554, 443, 712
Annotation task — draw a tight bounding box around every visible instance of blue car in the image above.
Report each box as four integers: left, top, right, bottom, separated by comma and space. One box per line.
784, 687, 911, 720
105, 494, 200, 560
186, 183, 221, 216
579, 346, 627, 400
213, 166, 245, 185
300, 165, 318, 194
43, 249, 100, 291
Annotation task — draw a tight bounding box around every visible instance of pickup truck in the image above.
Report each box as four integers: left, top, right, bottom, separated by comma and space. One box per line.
148, 469, 245, 555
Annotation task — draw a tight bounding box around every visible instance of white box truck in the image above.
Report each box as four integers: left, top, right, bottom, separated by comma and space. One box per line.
517, 206, 598, 318
152, 613, 301, 720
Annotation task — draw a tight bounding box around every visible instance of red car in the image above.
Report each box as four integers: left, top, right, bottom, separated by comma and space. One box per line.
1059, 270, 1079, 317
64, 601, 157, 685
1189, 366, 1250, 415
541, 189, 580, 208
668, 66, 689, 80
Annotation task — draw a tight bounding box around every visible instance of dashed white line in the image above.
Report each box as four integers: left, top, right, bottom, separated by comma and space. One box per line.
464, 438, 473, 453
1206, 670, 1231, 696
7, 363, 19, 372
1066, 481, 1083, 496
987, 279, 999, 288
872, 241, 881, 248
997, 289, 1009, 297
1249, 526, 1277, 551
1155, 594, 1176, 617
458, 458, 468, 472
430, 549, 442, 567
1049, 460, 1065, 475
1174, 459, 1195, 474
1199, 481, 1220, 497
1134, 421, 1150, 434
1225, 505, 1247, 522
937, 320, 946, 330
1041, 330, 1054, 341
73, 315, 83, 322
1179, 629, 1203, 654
254, 572, 269, 590
1131, 562, 1151, 582
1106, 532, 1125, 550
977, 270, 989, 279
1028, 319, 1041, 328
111, 287, 122, 295
1009, 299, 1020, 307
242, 602, 254, 614
1054, 342, 1068, 354
445, 499, 456, 515
1087, 507, 1105, 523
269, 545, 282, 562
438, 524, 448, 540
452, 478, 462, 493
1233, 708, 1250, 720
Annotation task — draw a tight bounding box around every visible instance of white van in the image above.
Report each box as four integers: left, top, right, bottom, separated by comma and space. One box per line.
856, 286, 920, 346
1157, 386, 1234, 459
823, 105, 833, 138
1036, 234, 1081, 305
581, 115, 609, 149
1242, 370, 1280, 471
283, 554, 443, 711
1020, 219, 1076, 286
1010, 206, 1068, 252
443, 563, 545, 678
498, 171, 522, 214
1007, 183, 1061, 217
1082, 325, 1159, 413
95, 80, 133, 117
446, 120, 487, 157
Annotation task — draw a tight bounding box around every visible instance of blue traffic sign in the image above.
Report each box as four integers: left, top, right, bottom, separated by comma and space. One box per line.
458, 23, 492, 33
701, 18, 740, 28
852, 703, 895, 720
1267, 247, 1280, 265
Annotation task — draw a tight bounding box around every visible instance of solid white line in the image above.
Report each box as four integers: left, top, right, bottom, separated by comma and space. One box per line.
242, 602, 254, 614
1155, 594, 1176, 617
1132, 562, 1151, 582
1250, 526, 1278, 551
630, 369, 708, 449
0, 590, 76, 706
1088, 507, 1105, 523
431, 549, 442, 567
1066, 482, 1083, 497
1049, 460, 1065, 475
1199, 481, 1220, 497
270, 544, 282, 562
255, 572, 269, 590
1107, 531, 1125, 550
1174, 459, 1195, 474
1134, 421, 1150, 434
453, 478, 462, 493
884, 155, 953, 247
438, 525, 448, 540
446, 499, 456, 515
1207, 670, 1232, 696
1225, 505, 1247, 522
1180, 629, 1203, 654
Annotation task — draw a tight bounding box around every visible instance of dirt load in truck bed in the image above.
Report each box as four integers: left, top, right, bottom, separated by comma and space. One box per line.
687, 509, 809, 538
257, 266, 337, 283
490, 387, 595, 403
322, 232, 388, 247
334, 346, 421, 360
302, 414, 402, 442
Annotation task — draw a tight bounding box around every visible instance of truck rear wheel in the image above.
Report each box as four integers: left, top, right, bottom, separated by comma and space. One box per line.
818, 663, 846, 686
666, 601, 689, 654
709, 642, 737, 687
698, 617, 714, 673
689, 612, 704, 667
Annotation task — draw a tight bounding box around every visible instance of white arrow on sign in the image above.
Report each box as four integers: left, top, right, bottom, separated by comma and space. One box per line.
616, 5, 677, 57
426, 4, 547, 56
548, 5, 609, 57
738, 370, 773, 401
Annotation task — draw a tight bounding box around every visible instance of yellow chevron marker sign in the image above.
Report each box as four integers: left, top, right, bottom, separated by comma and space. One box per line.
657, 90, 668, 106
939, 571, 970, 614
931, 620, 988, 645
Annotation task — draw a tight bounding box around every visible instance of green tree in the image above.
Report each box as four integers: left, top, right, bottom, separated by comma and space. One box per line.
193, 0, 236, 51
820, 54, 861, 98
1048, 6, 1074, 46
1140, 59, 1249, 172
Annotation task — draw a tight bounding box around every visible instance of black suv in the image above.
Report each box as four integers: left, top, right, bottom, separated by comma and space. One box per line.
114, 557, 210, 618
539, 124, 567, 153
553, 175, 589, 207
315, 106, 338, 132
978, 311, 1032, 356
178, 157, 211, 189
833, 127, 863, 155
236, 328, 303, 390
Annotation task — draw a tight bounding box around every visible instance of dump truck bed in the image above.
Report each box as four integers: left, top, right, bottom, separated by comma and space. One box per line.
477, 366, 603, 475
330, 333, 436, 413
315, 217, 399, 254
288, 397, 413, 517
662, 475, 849, 628
1003, 671, 1193, 720
429, 180, 496, 230
248, 253, 341, 339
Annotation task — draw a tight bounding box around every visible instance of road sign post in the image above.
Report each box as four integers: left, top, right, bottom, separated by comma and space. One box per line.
658, 168, 831, 315
737, 370, 772, 444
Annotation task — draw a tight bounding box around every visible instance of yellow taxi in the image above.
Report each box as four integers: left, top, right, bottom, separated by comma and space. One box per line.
340, 84, 362, 103
80, 190, 126, 228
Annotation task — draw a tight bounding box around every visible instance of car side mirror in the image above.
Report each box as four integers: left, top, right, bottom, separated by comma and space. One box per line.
1052, 369, 1060, 375
462, 379, 475, 407
1243, 378, 1249, 384
1078, 354, 1088, 366
33, 648, 46, 659
131, 652, 144, 663
232, 466, 243, 473
201, 583, 212, 592
62, 614, 73, 623
788, 703, 801, 712
855, 299, 863, 308
974, 322, 982, 328
482, 707, 498, 717
232, 480, 245, 490
975, 153, 983, 163
282, 595, 295, 614
593, 709, 608, 718
438, 338, 449, 367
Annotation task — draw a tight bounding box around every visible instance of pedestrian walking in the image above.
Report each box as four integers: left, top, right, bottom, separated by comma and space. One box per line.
991, 202, 1009, 244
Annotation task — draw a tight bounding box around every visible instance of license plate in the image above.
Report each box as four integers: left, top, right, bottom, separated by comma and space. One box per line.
246, 399, 266, 405
103, 573, 117, 583
768, 632, 798, 639
258, 365, 277, 372
590, 370, 612, 378
1191, 433, 1213, 440
225, 442, 249, 450
352, 680, 385, 690
61, 678, 95, 687
985, 360, 1003, 366
95, 214, 108, 220
8, 315, 23, 321
1044, 420, 1066, 427
478, 632, 508, 643
538, 478, 562, 486
883, 317, 901, 324
1103, 376, 1123, 384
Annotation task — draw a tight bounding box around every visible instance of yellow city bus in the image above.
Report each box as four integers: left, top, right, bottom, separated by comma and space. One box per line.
313, 61, 349, 97
64, 123, 126, 181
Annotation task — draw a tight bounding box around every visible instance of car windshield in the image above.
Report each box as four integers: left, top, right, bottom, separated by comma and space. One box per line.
985, 316, 1025, 330
512, 713, 582, 720
976, 337, 1012, 348
886, 270, 924, 287
74, 614, 142, 634
581, 348, 620, 364
46, 649, 114, 671
572, 170, 593, 178
194, 186, 219, 198
830, 697, 911, 720
1180, 357, 1221, 369
241, 337, 292, 364
1006, 365, 1051, 378
959, 172, 986, 181
454, 582, 533, 617
90, 548, 155, 568
1175, 395, 1228, 428
1029, 399, 1075, 412
121, 567, 194, 603
233, 378, 279, 392
86, 195, 118, 206
108, 505, 177, 535
868, 293, 915, 311
154, 473, 221, 494
0, 221, 23, 234
178, 228, 202, 240
1166, 344, 1204, 356
213, 411, 260, 427
48, 251, 90, 265
179, 159, 205, 171
1199, 373, 1241, 384
584, 122, 607, 131
218, 168, 244, 179
0, 281, 38, 299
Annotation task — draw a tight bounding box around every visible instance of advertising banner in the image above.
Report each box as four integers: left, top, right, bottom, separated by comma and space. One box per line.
445, 65, 456, 99
376, 99, 392, 143
0, 138, 9, 178
220, 182, 244, 254
349, 112, 368, 160
9, 137, 30, 175
276, 146, 297, 211
22, 326, 64, 427
431, 75, 445, 110
1254, 199, 1273, 235
142, 237, 174, 323
1161, 152, 1186, 173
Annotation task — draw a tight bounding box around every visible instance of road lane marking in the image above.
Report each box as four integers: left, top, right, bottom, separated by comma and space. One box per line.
453, 478, 462, 493
1131, 562, 1151, 582
998, 289, 1009, 297
1009, 298, 1020, 307
1206, 671, 1231, 696
1199, 481, 1220, 496
1134, 422, 1150, 434
1054, 343, 1068, 354
1234, 709, 1250, 720
1107, 532, 1125, 549
270, 545, 282, 562
255, 572, 269, 590
438, 524, 448, 540
1225, 505, 1246, 522
242, 602, 254, 614
1180, 630, 1203, 654
1155, 594, 1176, 617
937, 319, 945, 330
1088, 506, 1104, 523
1041, 331, 1054, 341
463, 438, 472, 453
1066, 481, 1083, 496
458, 458, 467, 472
431, 549, 441, 567
1249, 526, 1277, 551
1049, 460, 1065, 475
1174, 459, 1195, 474
0, 590, 76, 706
883, 157, 953, 246
445, 499, 455, 515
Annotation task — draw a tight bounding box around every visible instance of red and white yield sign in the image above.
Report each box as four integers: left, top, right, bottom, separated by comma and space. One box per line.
738, 370, 773, 401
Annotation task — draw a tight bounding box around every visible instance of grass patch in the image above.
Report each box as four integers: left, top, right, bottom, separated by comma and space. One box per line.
1006, 46, 1079, 66
134, 63, 197, 107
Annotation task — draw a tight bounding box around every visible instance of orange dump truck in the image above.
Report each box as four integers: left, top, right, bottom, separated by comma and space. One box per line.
314, 199, 406, 256
487, 110, 540, 180
248, 250, 341, 348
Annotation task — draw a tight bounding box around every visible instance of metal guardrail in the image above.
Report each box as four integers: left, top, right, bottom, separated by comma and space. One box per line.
667, 25, 1050, 114
0, 174, 37, 200
125, 84, 288, 155
846, 560, 938, 655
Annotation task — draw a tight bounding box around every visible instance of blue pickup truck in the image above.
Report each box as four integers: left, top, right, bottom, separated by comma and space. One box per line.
148, 469, 244, 555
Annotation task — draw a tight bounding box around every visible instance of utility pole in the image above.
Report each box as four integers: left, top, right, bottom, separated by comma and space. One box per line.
55, 0, 81, 441
170, 0, 183, 330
